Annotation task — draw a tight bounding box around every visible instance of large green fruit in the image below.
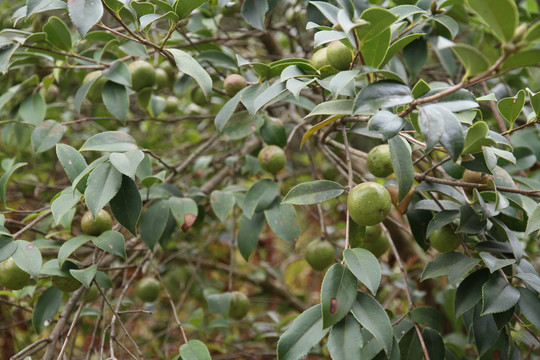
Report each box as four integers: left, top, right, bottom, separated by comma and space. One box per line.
191, 87, 208, 106
0, 257, 30, 290
224, 74, 246, 97
311, 48, 330, 69
229, 291, 250, 320
326, 40, 353, 71
305, 240, 334, 271
367, 145, 394, 178
135, 277, 161, 302
81, 209, 113, 236
429, 225, 460, 252
83, 71, 107, 103
128, 60, 156, 91
260, 117, 287, 147
154, 68, 169, 90
348, 182, 391, 226
164, 96, 180, 113
258, 145, 286, 174
358, 225, 389, 258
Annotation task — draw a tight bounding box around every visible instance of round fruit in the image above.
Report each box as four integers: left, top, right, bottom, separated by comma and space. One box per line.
154, 68, 169, 90
128, 60, 156, 91
260, 117, 287, 147
326, 40, 354, 71
429, 225, 460, 252
359, 225, 389, 258
224, 74, 246, 97
258, 145, 286, 174
348, 182, 392, 226
81, 209, 113, 236
191, 87, 209, 106
221, 1, 240, 16
52, 275, 82, 292
83, 71, 107, 103
159, 61, 175, 74
42, 84, 60, 103
164, 96, 180, 113
0, 257, 30, 290
311, 48, 330, 70
135, 277, 161, 302
305, 240, 334, 271
229, 291, 250, 320
367, 145, 394, 178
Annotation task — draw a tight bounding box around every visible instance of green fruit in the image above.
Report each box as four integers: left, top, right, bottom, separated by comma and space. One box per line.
42, 84, 60, 103
367, 145, 394, 178
229, 291, 250, 320
305, 240, 334, 271
191, 87, 209, 106
326, 40, 353, 71
224, 74, 246, 97
0, 257, 30, 290
258, 145, 286, 174
159, 61, 175, 74
155, 68, 169, 90
311, 47, 330, 70
429, 225, 460, 252
260, 117, 287, 147
83, 71, 107, 103
135, 277, 161, 302
164, 96, 180, 113
128, 60, 156, 91
348, 182, 391, 226
81, 209, 113, 236
52, 276, 82, 292
221, 1, 241, 16
358, 225, 389, 258
85, 285, 99, 302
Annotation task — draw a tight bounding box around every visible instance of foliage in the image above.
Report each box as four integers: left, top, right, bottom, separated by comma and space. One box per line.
0, 0, 539, 359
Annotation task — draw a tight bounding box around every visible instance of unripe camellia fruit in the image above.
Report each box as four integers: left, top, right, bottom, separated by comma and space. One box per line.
359, 225, 389, 258
191, 87, 208, 106
258, 145, 286, 174
52, 261, 82, 292
164, 96, 180, 113
326, 40, 353, 71
0, 257, 30, 290
83, 71, 107, 103
260, 117, 287, 147
311, 47, 330, 70
348, 182, 391, 226
154, 68, 169, 90
429, 225, 460, 252
135, 277, 161, 302
305, 240, 334, 271
81, 209, 113, 236
229, 291, 250, 320
128, 60, 156, 91
224, 74, 246, 97
221, 1, 241, 16
367, 144, 394, 178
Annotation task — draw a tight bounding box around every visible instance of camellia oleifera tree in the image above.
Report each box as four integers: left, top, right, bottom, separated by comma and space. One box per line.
0, 0, 539, 358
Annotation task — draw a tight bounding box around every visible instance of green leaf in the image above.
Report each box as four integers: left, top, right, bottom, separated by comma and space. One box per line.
497, 90, 525, 127
422, 327, 445, 360
179, 339, 212, 360
277, 304, 330, 360
253, 82, 287, 113
455, 269, 490, 318
140, 199, 170, 249
467, 0, 517, 42
33, 287, 62, 333
241, 0, 268, 31
353, 81, 413, 115
305, 100, 353, 118
85, 162, 122, 218
237, 213, 265, 261
32, 120, 65, 153
0, 162, 26, 209
43, 16, 72, 51
282, 180, 345, 205
327, 313, 363, 360
410, 306, 444, 333
167, 49, 212, 99
80, 131, 138, 152
264, 198, 300, 242
51, 188, 82, 226
418, 104, 464, 160
389, 136, 414, 201
380, 33, 424, 68
501, 49, 540, 72
471, 303, 500, 356
110, 150, 144, 179
525, 202, 540, 235
140, 12, 179, 30
479, 252, 515, 273
357, 7, 398, 43
321, 263, 358, 329
514, 272, 540, 293
169, 197, 198, 231
0, 43, 19, 74
351, 291, 393, 355
214, 91, 242, 132
403, 38, 427, 79
102, 81, 129, 124
12, 240, 42, 279
92, 230, 126, 259
243, 179, 279, 219
102, 60, 132, 87
421, 252, 480, 285
58, 235, 93, 266
206, 292, 231, 316
19, 93, 45, 125
362, 28, 391, 68
431, 14, 459, 39
343, 248, 381, 295
74, 76, 98, 113
517, 287, 540, 330
463, 121, 494, 154
174, 0, 207, 19
70, 265, 97, 288
109, 176, 141, 235
68, 0, 104, 37
451, 44, 490, 77
481, 275, 520, 315
368, 110, 405, 141
210, 190, 235, 222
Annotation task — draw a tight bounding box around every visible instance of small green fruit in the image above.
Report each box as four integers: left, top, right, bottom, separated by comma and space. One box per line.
367, 145, 394, 178
229, 291, 250, 320
81, 210, 113, 236
83, 71, 107, 103
191, 87, 209, 106
348, 182, 391, 226
311, 48, 330, 70
0, 257, 30, 290
326, 41, 353, 71
164, 96, 180, 113
135, 277, 161, 302
154, 68, 169, 90
224, 74, 246, 97
305, 240, 334, 271
221, 1, 241, 16
358, 225, 389, 258
429, 225, 460, 252
128, 60, 156, 91
260, 117, 287, 147
258, 145, 286, 174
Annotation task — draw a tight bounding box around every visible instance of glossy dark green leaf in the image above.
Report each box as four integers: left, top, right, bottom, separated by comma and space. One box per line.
179, 339, 212, 360
367, 110, 405, 141
431, 14, 459, 39
479, 252, 515, 273
58, 235, 93, 266
418, 104, 464, 160
497, 90, 525, 127
237, 213, 265, 261
277, 304, 330, 360
32, 120, 65, 153
210, 190, 235, 222
426, 210, 460, 238
356, 7, 398, 43
517, 287, 540, 330
353, 81, 413, 115
468, 0, 518, 42
343, 248, 381, 295
109, 176, 141, 235
389, 135, 414, 201
241, 0, 268, 30
264, 198, 300, 242
139, 199, 170, 249
362, 28, 391, 68
33, 287, 62, 333
70, 264, 97, 288
167, 49, 212, 98
321, 264, 357, 329
243, 179, 279, 219
422, 327, 445, 360
19, 93, 45, 125
403, 38, 427, 79
102, 60, 132, 87
282, 180, 345, 205
410, 306, 444, 334
420, 88, 479, 112
12, 240, 42, 279
68, 0, 104, 37
169, 197, 198, 231
85, 162, 122, 218
43, 16, 71, 51
421, 252, 480, 284
451, 44, 490, 77
51, 188, 81, 226
80, 131, 138, 152
481, 275, 520, 315
214, 91, 242, 132
463, 121, 494, 154
501, 49, 540, 72
110, 150, 144, 179
471, 303, 499, 356
305, 100, 353, 118
102, 81, 128, 124
327, 313, 363, 360
92, 230, 126, 259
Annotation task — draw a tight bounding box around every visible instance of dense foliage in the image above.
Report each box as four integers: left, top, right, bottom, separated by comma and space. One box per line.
0, 0, 539, 359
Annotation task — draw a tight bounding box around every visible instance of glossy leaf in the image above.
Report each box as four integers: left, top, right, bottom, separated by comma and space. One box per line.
33, 287, 62, 333
321, 264, 357, 329
85, 162, 122, 218
455, 269, 490, 318
51, 188, 82, 226
168, 49, 212, 98
241, 0, 268, 31
169, 197, 198, 231
179, 339, 212, 360
517, 287, 540, 330
327, 314, 363, 360
12, 240, 42, 279
80, 131, 138, 152
419, 104, 464, 160
368, 110, 405, 141
237, 213, 265, 261
58, 235, 93, 266
282, 180, 345, 205
43, 16, 71, 51
353, 81, 413, 115
451, 44, 490, 77
102, 81, 129, 124
139, 200, 170, 249
481, 275, 520, 315
468, 0, 518, 42
410, 307, 444, 334
422, 328, 445, 360
70, 265, 96, 288
501, 49, 540, 72
479, 252, 515, 273
356, 7, 398, 43
102, 60, 132, 87
19, 93, 45, 125
210, 190, 235, 222
362, 28, 391, 68
214, 91, 242, 132
421, 252, 480, 285
0, 162, 26, 208
305, 100, 353, 118
110, 150, 144, 179
389, 135, 414, 201
343, 248, 381, 295
92, 230, 126, 259
380, 33, 424, 68
32, 120, 65, 153
243, 179, 279, 219
109, 176, 141, 235
264, 198, 300, 242
68, 0, 104, 37
497, 90, 525, 127
463, 121, 493, 154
